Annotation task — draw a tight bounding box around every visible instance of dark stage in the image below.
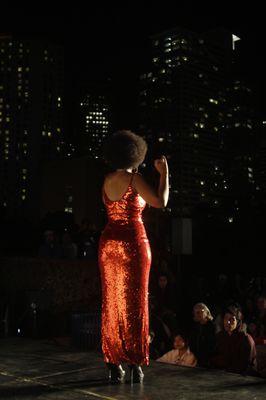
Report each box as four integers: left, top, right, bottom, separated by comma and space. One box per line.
0, 338, 265, 399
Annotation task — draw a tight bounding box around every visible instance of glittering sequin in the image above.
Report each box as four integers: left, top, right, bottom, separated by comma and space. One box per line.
98, 172, 152, 365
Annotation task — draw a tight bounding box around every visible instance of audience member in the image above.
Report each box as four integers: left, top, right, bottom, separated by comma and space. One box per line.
211, 308, 257, 375
189, 303, 216, 367
157, 332, 197, 367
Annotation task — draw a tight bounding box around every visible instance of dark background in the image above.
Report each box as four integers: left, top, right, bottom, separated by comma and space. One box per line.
1, 4, 265, 128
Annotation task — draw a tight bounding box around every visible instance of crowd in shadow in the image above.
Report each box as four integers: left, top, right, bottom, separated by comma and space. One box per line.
149, 263, 266, 378
38, 218, 100, 260
3, 221, 266, 379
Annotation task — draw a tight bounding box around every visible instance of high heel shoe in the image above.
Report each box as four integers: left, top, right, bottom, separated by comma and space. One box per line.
128, 364, 144, 384
106, 363, 126, 383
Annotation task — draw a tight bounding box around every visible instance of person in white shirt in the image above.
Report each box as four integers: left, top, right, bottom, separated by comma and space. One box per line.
156, 332, 197, 367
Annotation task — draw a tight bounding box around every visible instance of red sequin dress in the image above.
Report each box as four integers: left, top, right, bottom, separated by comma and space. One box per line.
98, 172, 152, 365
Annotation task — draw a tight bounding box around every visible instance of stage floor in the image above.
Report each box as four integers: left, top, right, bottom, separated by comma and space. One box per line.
0, 338, 266, 399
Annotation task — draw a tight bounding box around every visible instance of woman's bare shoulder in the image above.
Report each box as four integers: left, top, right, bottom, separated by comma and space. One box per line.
104, 171, 130, 187
104, 171, 118, 181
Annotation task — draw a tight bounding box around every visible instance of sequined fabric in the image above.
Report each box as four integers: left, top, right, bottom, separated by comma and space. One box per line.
98, 172, 152, 365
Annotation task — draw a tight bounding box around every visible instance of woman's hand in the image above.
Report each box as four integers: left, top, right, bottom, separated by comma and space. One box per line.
154, 155, 168, 175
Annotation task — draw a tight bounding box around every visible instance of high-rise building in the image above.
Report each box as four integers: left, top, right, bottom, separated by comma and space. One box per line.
223, 78, 258, 218
0, 34, 64, 220
139, 27, 257, 219
79, 93, 110, 159
255, 119, 266, 205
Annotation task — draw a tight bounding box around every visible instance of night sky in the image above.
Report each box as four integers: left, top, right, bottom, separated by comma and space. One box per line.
1, 4, 266, 129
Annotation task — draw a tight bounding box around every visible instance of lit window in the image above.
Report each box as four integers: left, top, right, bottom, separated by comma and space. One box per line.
209, 98, 218, 105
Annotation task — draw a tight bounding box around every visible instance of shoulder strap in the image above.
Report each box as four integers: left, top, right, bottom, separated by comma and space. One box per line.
129, 170, 136, 186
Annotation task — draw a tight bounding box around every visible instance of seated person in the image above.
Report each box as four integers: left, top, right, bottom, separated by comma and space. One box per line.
214, 302, 247, 334
211, 308, 257, 375
38, 230, 62, 259
248, 295, 266, 344
256, 296, 266, 330
189, 303, 216, 367
156, 332, 197, 367
149, 330, 160, 360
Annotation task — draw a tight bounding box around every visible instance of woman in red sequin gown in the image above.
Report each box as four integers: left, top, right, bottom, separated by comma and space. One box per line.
98, 130, 169, 382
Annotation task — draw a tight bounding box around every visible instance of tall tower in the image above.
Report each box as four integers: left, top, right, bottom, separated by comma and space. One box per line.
0, 34, 64, 220
139, 27, 255, 219
79, 92, 110, 159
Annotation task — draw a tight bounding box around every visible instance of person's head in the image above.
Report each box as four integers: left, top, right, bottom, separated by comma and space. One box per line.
173, 332, 188, 350
248, 322, 257, 337
44, 230, 54, 243
81, 218, 90, 228
245, 298, 254, 312
103, 130, 147, 170
160, 259, 168, 269
218, 273, 228, 285
223, 310, 242, 334
256, 296, 266, 312
193, 303, 213, 324
158, 274, 168, 289
62, 232, 72, 244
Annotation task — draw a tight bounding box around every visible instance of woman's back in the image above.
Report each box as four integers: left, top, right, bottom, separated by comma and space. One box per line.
103, 171, 136, 201
102, 171, 146, 225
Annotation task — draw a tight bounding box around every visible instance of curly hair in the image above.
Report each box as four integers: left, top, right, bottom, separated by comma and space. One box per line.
102, 130, 147, 169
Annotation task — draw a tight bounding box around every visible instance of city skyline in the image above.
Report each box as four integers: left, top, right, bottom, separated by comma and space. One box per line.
1, 9, 266, 221
0, 5, 265, 265
1, 5, 265, 129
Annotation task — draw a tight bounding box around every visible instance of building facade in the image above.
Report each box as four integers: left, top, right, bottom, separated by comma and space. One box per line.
0, 34, 64, 221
